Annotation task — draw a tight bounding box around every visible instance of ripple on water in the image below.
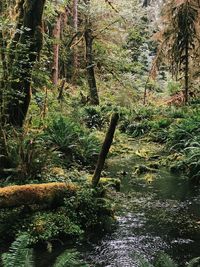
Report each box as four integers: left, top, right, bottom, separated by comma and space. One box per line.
86, 213, 168, 267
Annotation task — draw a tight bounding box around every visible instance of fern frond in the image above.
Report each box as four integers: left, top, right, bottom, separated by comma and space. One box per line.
53, 249, 88, 267
1, 233, 34, 267
154, 252, 177, 267
187, 257, 200, 267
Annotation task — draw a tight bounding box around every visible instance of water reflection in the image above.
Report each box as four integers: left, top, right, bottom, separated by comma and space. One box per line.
83, 168, 200, 267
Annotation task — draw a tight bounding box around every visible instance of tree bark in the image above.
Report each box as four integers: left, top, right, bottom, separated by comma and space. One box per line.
5, 0, 45, 127
85, 28, 99, 105
0, 182, 78, 208
52, 13, 61, 85
184, 40, 189, 103
73, 0, 78, 73
92, 113, 119, 187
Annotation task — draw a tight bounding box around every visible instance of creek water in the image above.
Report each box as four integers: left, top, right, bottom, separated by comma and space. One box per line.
36, 139, 200, 267
79, 140, 200, 267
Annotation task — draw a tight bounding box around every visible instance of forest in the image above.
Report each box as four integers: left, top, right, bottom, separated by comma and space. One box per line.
0, 0, 200, 266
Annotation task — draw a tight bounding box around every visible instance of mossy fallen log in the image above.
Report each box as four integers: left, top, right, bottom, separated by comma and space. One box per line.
0, 182, 78, 208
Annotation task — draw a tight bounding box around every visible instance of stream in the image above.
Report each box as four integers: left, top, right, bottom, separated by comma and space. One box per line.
80, 139, 200, 266
36, 138, 200, 266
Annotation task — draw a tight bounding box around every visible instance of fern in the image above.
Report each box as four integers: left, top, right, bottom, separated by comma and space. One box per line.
53, 249, 88, 267
1, 233, 34, 267
154, 253, 177, 267
187, 257, 200, 267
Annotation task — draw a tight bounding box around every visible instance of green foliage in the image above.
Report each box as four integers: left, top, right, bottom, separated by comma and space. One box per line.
53, 249, 88, 267
126, 121, 151, 137
0, 128, 57, 181
1, 235, 88, 267
63, 187, 114, 230
183, 137, 200, 181
167, 113, 200, 151
28, 211, 83, 244
44, 116, 100, 167
1, 233, 33, 267
167, 80, 181, 96
82, 106, 103, 129
154, 253, 177, 267
137, 253, 177, 267
187, 257, 200, 267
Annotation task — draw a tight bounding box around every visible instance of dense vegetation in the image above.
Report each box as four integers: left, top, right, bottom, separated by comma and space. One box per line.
0, 0, 200, 266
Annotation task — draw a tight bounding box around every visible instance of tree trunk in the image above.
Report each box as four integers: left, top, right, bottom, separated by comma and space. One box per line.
6, 0, 45, 127
85, 28, 99, 105
73, 0, 78, 74
92, 113, 119, 187
52, 13, 61, 85
184, 40, 189, 103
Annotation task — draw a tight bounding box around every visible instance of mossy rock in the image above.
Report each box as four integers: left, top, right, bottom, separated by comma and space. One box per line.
134, 165, 158, 175
147, 162, 160, 169
87, 176, 121, 191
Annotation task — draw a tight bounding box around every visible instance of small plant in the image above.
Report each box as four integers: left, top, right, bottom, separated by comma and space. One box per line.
53, 249, 88, 267
136, 253, 177, 267
183, 137, 200, 181
1, 233, 33, 267
0, 127, 54, 181
45, 116, 100, 167
167, 113, 200, 151
1, 234, 88, 267
82, 106, 103, 129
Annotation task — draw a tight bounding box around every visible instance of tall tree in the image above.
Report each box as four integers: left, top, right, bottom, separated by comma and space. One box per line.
4, 0, 46, 127
52, 9, 61, 85
73, 0, 78, 73
84, 0, 99, 105
157, 0, 200, 103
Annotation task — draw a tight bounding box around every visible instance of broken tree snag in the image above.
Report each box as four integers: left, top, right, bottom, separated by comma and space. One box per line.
92, 113, 119, 187
0, 182, 78, 208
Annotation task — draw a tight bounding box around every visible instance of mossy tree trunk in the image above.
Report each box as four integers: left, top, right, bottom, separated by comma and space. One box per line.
92, 113, 119, 187
52, 10, 61, 86
84, 0, 99, 105
5, 0, 45, 127
85, 28, 99, 105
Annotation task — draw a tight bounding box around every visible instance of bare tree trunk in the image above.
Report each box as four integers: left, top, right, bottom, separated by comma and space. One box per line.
73, 0, 78, 73
52, 13, 61, 85
184, 40, 189, 103
85, 28, 99, 105
92, 113, 119, 187
6, 0, 45, 127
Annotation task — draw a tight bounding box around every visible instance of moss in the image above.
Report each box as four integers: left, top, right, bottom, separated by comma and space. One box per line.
87, 175, 121, 191
134, 164, 157, 175
0, 182, 78, 208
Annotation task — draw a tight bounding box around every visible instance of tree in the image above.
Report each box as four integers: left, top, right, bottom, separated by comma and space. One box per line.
3, 0, 46, 127
157, 0, 200, 103
52, 6, 62, 85
84, 0, 99, 105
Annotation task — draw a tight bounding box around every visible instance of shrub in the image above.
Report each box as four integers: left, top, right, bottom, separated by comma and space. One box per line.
167, 113, 200, 151
82, 106, 103, 129
126, 121, 150, 137
183, 137, 200, 182
0, 128, 55, 181
1, 233, 33, 267
44, 116, 100, 168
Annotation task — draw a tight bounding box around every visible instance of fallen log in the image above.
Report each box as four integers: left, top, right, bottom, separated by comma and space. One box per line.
0, 182, 78, 208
